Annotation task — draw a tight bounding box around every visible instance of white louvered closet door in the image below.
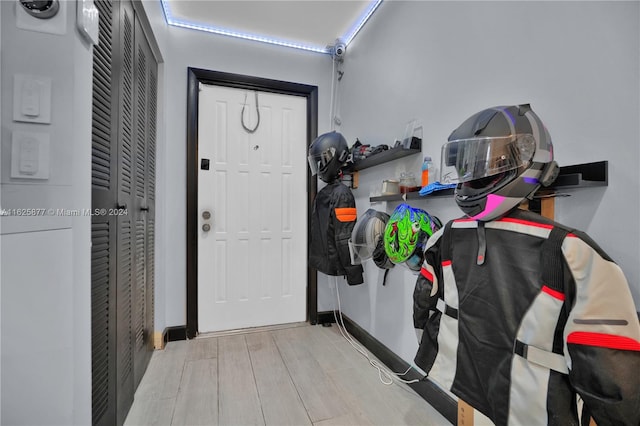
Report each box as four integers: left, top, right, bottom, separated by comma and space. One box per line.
197, 84, 307, 333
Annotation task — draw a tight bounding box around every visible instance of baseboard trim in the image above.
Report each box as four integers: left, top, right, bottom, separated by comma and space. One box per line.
317, 310, 337, 325
337, 312, 457, 425
165, 325, 187, 343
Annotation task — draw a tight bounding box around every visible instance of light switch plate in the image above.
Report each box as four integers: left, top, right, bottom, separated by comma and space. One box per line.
13, 74, 52, 124
11, 131, 50, 180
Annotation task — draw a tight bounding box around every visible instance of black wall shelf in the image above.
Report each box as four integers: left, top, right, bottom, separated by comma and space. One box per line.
369, 160, 608, 203
550, 160, 608, 189
343, 147, 421, 173
370, 188, 453, 203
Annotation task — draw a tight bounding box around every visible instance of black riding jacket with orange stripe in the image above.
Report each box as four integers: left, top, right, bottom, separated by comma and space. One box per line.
413, 208, 640, 426
309, 181, 364, 285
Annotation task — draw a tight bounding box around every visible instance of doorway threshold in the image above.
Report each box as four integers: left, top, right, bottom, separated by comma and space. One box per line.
196, 321, 309, 339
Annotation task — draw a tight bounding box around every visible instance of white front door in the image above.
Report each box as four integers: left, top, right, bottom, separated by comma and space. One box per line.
197, 84, 308, 333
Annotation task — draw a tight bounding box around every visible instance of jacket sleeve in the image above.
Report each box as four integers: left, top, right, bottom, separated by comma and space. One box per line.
332, 187, 363, 285
413, 228, 444, 334
562, 232, 640, 426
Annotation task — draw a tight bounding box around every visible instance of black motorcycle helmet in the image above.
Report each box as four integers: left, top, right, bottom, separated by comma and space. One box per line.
308, 131, 349, 183
441, 104, 559, 221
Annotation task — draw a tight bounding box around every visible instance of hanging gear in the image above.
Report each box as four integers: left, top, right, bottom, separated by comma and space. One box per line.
348, 208, 395, 286
372, 238, 394, 286
413, 208, 640, 426
241, 91, 260, 134
309, 180, 364, 285
348, 209, 390, 265
383, 203, 441, 271
441, 104, 559, 221
308, 131, 349, 183
372, 238, 394, 270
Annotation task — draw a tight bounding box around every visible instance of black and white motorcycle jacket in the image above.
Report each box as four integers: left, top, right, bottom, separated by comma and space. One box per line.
309, 181, 364, 285
413, 208, 640, 426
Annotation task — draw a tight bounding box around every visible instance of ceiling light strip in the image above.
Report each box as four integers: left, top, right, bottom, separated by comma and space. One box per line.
160, 0, 172, 25
172, 19, 329, 53
344, 0, 383, 46
160, 0, 381, 54
161, 0, 328, 53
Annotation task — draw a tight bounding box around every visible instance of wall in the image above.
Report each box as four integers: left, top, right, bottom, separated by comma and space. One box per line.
0, 2, 632, 421
141, 0, 335, 330
0, 1, 92, 424
332, 1, 640, 365
1, 3, 162, 422
0, 2, 3, 420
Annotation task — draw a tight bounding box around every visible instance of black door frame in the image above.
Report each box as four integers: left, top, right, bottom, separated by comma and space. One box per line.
186, 67, 319, 339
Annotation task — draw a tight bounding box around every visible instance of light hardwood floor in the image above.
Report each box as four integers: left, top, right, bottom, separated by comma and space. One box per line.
124, 323, 451, 426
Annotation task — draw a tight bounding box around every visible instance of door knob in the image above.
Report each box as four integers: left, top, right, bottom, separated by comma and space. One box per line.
202, 223, 211, 232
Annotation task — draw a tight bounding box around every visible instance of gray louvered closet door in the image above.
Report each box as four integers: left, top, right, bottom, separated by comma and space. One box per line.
132, 13, 156, 390
91, 1, 117, 425
91, 1, 157, 425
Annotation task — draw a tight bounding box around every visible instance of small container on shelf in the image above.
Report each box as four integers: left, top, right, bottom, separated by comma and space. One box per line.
381, 179, 400, 195
421, 156, 434, 188
399, 172, 419, 194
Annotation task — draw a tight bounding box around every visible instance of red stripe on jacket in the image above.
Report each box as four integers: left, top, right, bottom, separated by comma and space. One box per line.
541, 285, 565, 301
567, 332, 640, 351
420, 267, 433, 282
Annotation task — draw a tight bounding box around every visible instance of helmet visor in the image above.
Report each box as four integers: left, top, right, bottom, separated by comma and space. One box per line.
348, 209, 388, 265
307, 147, 336, 176
439, 135, 535, 184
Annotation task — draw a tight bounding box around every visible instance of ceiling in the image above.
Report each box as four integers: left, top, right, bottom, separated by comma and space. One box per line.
161, 0, 383, 53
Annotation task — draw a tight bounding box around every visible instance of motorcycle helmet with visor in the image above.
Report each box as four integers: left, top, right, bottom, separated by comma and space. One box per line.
308, 131, 349, 183
442, 104, 558, 221
440, 135, 536, 185
348, 209, 390, 265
